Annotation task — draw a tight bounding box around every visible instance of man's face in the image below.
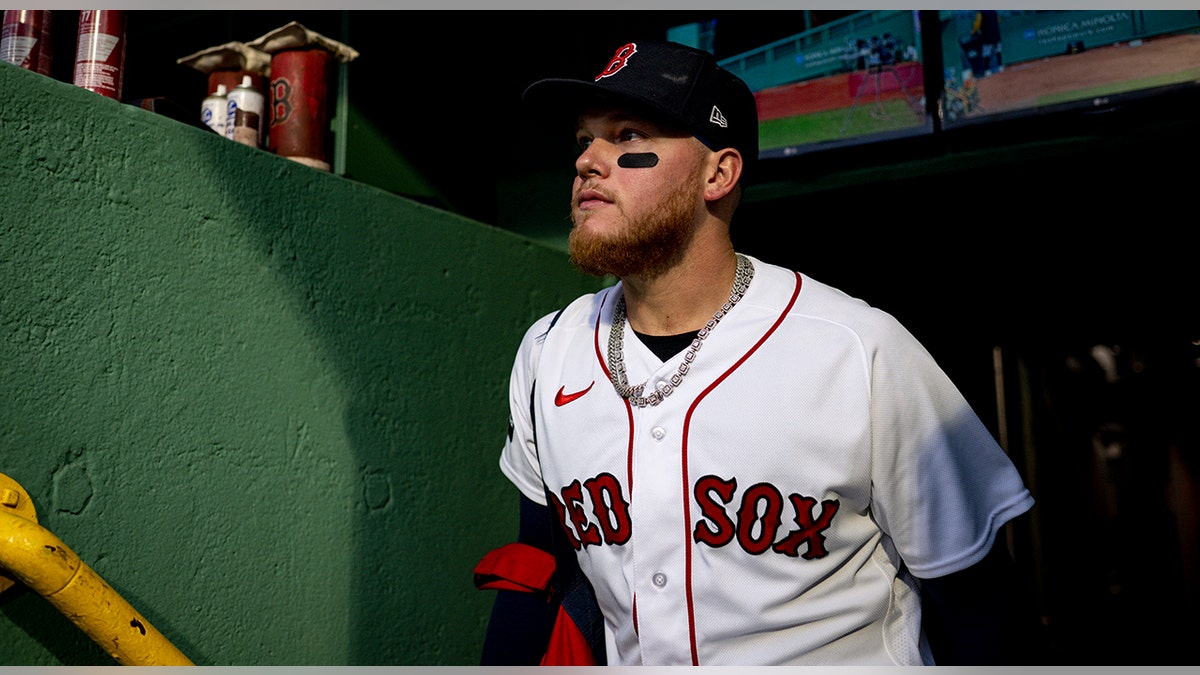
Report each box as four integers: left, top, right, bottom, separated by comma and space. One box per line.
567, 106, 708, 279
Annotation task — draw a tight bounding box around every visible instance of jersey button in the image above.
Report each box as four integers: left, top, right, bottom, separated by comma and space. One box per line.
651, 426, 666, 441
652, 572, 668, 588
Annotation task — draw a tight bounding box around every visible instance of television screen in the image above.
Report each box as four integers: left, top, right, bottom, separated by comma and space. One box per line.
707, 9, 935, 160
937, 9, 1200, 129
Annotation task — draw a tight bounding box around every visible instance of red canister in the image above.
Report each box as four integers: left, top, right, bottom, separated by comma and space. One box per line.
73, 9, 126, 99
269, 48, 334, 171
1, 10, 54, 76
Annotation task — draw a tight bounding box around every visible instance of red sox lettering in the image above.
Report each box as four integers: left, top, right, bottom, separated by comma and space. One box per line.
550, 472, 840, 559
692, 475, 840, 559
550, 473, 633, 548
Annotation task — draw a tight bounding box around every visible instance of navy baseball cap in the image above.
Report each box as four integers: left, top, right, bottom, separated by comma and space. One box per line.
523, 40, 760, 181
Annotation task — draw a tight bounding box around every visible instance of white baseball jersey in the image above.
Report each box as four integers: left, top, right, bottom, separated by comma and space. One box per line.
499, 254, 1034, 666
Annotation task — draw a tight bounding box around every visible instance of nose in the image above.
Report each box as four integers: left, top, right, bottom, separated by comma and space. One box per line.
575, 140, 612, 179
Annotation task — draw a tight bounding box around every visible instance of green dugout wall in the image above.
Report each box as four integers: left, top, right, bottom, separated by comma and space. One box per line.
0, 61, 601, 665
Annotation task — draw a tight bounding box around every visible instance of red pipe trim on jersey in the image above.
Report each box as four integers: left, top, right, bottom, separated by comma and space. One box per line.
592, 287, 642, 637
592, 287, 637, 499
681, 271, 803, 665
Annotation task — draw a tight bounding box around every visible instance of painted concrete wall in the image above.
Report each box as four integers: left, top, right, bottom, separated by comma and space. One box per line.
0, 61, 601, 665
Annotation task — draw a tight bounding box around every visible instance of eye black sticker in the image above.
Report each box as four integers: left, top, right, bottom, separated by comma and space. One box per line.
617, 152, 659, 168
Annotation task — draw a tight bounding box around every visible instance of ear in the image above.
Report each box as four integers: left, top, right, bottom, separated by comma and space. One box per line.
703, 148, 743, 203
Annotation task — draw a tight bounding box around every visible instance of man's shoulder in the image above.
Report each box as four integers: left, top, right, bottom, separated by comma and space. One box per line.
749, 257, 909, 340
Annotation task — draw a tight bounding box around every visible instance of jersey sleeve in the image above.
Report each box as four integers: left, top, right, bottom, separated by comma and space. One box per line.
865, 313, 1034, 579
498, 310, 559, 506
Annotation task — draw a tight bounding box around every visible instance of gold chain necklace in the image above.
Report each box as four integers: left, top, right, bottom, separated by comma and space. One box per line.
607, 254, 755, 407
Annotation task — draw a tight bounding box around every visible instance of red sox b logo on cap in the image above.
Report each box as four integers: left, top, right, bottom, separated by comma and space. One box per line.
595, 43, 637, 81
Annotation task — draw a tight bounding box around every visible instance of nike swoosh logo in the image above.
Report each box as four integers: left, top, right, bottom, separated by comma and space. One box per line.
554, 382, 595, 406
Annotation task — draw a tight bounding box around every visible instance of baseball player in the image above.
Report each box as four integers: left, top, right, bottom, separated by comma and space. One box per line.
478, 39, 1038, 666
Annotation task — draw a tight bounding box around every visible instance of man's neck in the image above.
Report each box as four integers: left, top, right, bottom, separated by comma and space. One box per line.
621, 242, 739, 336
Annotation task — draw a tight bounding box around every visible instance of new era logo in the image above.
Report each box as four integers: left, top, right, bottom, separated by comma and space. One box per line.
709, 106, 728, 128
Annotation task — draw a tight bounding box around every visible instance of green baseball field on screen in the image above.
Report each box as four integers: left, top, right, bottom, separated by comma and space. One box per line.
758, 100, 925, 152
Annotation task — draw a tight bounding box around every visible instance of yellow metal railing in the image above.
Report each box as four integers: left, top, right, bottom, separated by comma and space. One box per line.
0, 472, 193, 665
